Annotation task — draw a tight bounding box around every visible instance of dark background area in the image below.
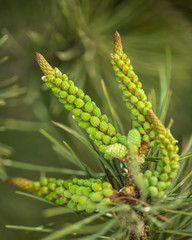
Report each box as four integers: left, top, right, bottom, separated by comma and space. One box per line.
0, 0, 191, 239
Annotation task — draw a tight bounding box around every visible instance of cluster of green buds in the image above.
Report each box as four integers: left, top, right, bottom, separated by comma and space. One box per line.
139, 110, 179, 198
105, 129, 141, 160
7, 177, 117, 213
34, 31, 180, 199
110, 32, 180, 198
36, 53, 123, 160
111, 31, 157, 148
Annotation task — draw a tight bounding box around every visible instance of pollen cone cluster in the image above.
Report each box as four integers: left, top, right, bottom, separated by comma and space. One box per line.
140, 110, 179, 197
35, 52, 123, 160
111, 32, 157, 150
111, 32, 180, 198
7, 177, 117, 213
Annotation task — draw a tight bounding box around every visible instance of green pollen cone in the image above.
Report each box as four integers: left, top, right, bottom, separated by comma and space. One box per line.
111, 33, 156, 151
105, 143, 128, 159
35, 52, 55, 76
35, 53, 126, 161
7, 177, 116, 213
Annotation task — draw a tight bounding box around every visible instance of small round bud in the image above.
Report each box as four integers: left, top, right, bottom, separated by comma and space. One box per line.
67, 95, 76, 104
59, 91, 68, 99
86, 200, 96, 213
145, 101, 152, 109
111, 136, 118, 144
126, 102, 133, 109
83, 187, 92, 196
71, 194, 80, 202
137, 126, 146, 135
138, 114, 146, 124
169, 171, 177, 179
68, 185, 77, 194
62, 74, 68, 81
153, 171, 159, 177
63, 180, 72, 189
149, 176, 158, 186
127, 129, 141, 147
72, 178, 79, 184
77, 179, 85, 186
78, 196, 88, 204
69, 86, 78, 95
83, 95, 91, 102
63, 190, 72, 198
136, 82, 142, 89
81, 112, 91, 121
78, 121, 91, 128
86, 127, 97, 135
74, 98, 85, 108
143, 122, 151, 132
92, 183, 102, 192
77, 203, 86, 211
40, 177, 48, 186
99, 121, 108, 132
102, 188, 113, 197
122, 64, 129, 73
159, 173, 168, 182
145, 170, 152, 178
156, 165, 162, 173
116, 71, 124, 79
90, 192, 104, 202
102, 135, 111, 145
100, 114, 108, 123
103, 182, 112, 189
67, 200, 76, 208
170, 162, 179, 170
163, 165, 171, 173
73, 113, 81, 121
123, 90, 132, 98
131, 96, 138, 105
132, 75, 138, 83
131, 108, 140, 117
107, 124, 116, 137
84, 180, 92, 187
143, 135, 150, 143
95, 131, 104, 140
46, 82, 54, 88
84, 102, 94, 113
90, 116, 100, 127
73, 108, 82, 117
132, 120, 140, 128
52, 87, 60, 94
61, 81, 70, 91
137, 101, 145, 111
93, 107, 101, 117
118, 135, 127, 145
148, 186, 158, 197
128, 82, 136, 92
157, 181, 167, 190
48, 183, 56, 191
94, 139, 102, 147
76, 89, 84, 99
64, 103, 75, 110
89, 134, 95, 140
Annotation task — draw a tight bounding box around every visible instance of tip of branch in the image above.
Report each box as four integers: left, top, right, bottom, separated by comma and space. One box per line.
35, 52, 40, 59
113, 31, 123, 56
114, 31, 120, 40
35, 52, 55, 76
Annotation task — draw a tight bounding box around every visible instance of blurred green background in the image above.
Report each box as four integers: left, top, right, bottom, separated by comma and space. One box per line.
0, 0, 192, 239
